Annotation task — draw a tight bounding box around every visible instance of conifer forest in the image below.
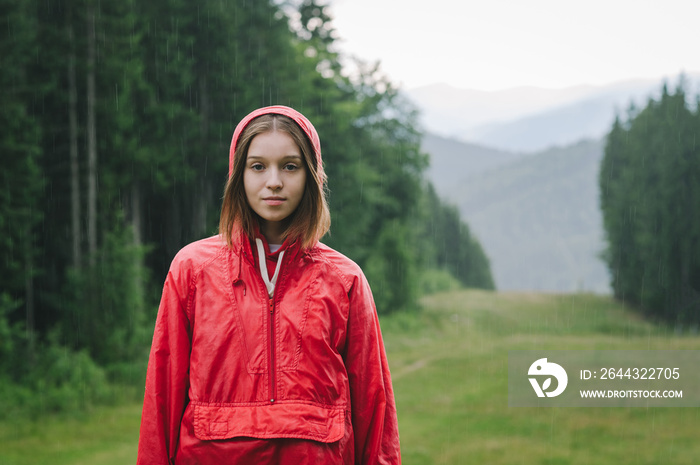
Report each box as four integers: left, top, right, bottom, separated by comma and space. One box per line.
0, 0, 494, 412
2, 0, 698, 418
600, 81, 700, 326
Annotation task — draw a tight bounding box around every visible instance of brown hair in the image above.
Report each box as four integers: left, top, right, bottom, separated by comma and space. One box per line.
218, 114, 330, 249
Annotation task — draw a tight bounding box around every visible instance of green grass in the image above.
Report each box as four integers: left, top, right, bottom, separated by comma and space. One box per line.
385, 290, 700, 465
1, 290, 698, 464
0, 403, 141, 465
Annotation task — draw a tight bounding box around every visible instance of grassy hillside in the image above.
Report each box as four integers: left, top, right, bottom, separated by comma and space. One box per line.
387, 290, 700, 464
2, 290, 699, 464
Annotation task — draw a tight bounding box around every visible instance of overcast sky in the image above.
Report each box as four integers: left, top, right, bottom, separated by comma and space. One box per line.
328, 0, 700, 91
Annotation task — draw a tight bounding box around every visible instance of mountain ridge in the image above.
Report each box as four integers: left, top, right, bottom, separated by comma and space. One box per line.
421, 134, 610, 293
408, 74, 698, 152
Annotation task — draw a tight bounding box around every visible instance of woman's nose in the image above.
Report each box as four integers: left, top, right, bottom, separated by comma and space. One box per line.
266, 168, 283, 189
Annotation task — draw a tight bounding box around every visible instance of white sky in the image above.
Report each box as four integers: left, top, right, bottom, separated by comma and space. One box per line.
328, 0, 700, 91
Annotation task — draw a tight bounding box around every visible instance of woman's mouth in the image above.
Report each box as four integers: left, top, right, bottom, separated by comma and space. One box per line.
263, 197, 285, 206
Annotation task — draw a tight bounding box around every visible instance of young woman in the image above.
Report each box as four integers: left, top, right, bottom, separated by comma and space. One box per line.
137, 106, 401, 464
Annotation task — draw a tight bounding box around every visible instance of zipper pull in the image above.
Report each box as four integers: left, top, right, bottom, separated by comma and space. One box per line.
269, 298, 274, 314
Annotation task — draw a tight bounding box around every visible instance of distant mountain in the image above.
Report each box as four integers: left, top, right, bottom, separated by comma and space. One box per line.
408, 82, 598, 140
422, 135, 610, 293
465, 81, 667, 152
408, 75, 697, 153
415, 74, 699, 292
422, 133, 522, 187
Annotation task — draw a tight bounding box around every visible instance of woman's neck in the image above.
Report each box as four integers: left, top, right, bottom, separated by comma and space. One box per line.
259, 220, 286, 245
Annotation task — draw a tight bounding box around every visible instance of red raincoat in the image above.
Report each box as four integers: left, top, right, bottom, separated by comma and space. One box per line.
137, 106, 401, 464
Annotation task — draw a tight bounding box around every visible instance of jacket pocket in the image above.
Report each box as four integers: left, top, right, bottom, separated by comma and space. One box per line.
193, 401, 345, 443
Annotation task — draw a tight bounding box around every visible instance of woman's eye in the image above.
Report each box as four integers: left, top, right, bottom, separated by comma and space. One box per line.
250, 163, 264, 171
284, 163, 299, 171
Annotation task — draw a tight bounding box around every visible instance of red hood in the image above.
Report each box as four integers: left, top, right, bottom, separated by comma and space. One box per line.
228, 105, 323, 181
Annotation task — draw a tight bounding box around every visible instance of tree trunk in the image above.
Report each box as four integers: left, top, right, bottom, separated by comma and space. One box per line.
193, 72, 210, 238
130, 182, 145, 320
131, 183, 142, 247
167, 195, 183, 260
86, 3, 97, 265
68, 6, 81, 269
24, 229, 35, 357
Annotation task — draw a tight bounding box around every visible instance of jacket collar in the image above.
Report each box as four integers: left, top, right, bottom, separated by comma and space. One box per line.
228, 229, 307, 283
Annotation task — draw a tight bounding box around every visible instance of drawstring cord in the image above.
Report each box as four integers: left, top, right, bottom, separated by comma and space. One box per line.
255, 238, 285, 298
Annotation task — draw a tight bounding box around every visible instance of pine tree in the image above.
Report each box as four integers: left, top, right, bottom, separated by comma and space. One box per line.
0, 0, 44, 352
600, 81, 700, 324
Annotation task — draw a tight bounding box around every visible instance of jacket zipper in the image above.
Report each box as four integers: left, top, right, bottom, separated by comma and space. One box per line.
269, 297, 276, 403
250, 241, 285, 405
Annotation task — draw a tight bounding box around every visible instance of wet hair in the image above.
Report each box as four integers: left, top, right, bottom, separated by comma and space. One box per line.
218, 114, 330, 249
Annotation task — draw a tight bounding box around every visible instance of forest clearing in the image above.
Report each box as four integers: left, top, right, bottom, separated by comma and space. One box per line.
2, 289, 698, 465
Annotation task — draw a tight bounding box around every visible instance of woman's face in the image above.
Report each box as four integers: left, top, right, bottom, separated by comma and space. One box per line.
243, 130, 307, 242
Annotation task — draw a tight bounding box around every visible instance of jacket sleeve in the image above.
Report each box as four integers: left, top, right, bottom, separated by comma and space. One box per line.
137, 259, 193, 465
344, 272, 401, 465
